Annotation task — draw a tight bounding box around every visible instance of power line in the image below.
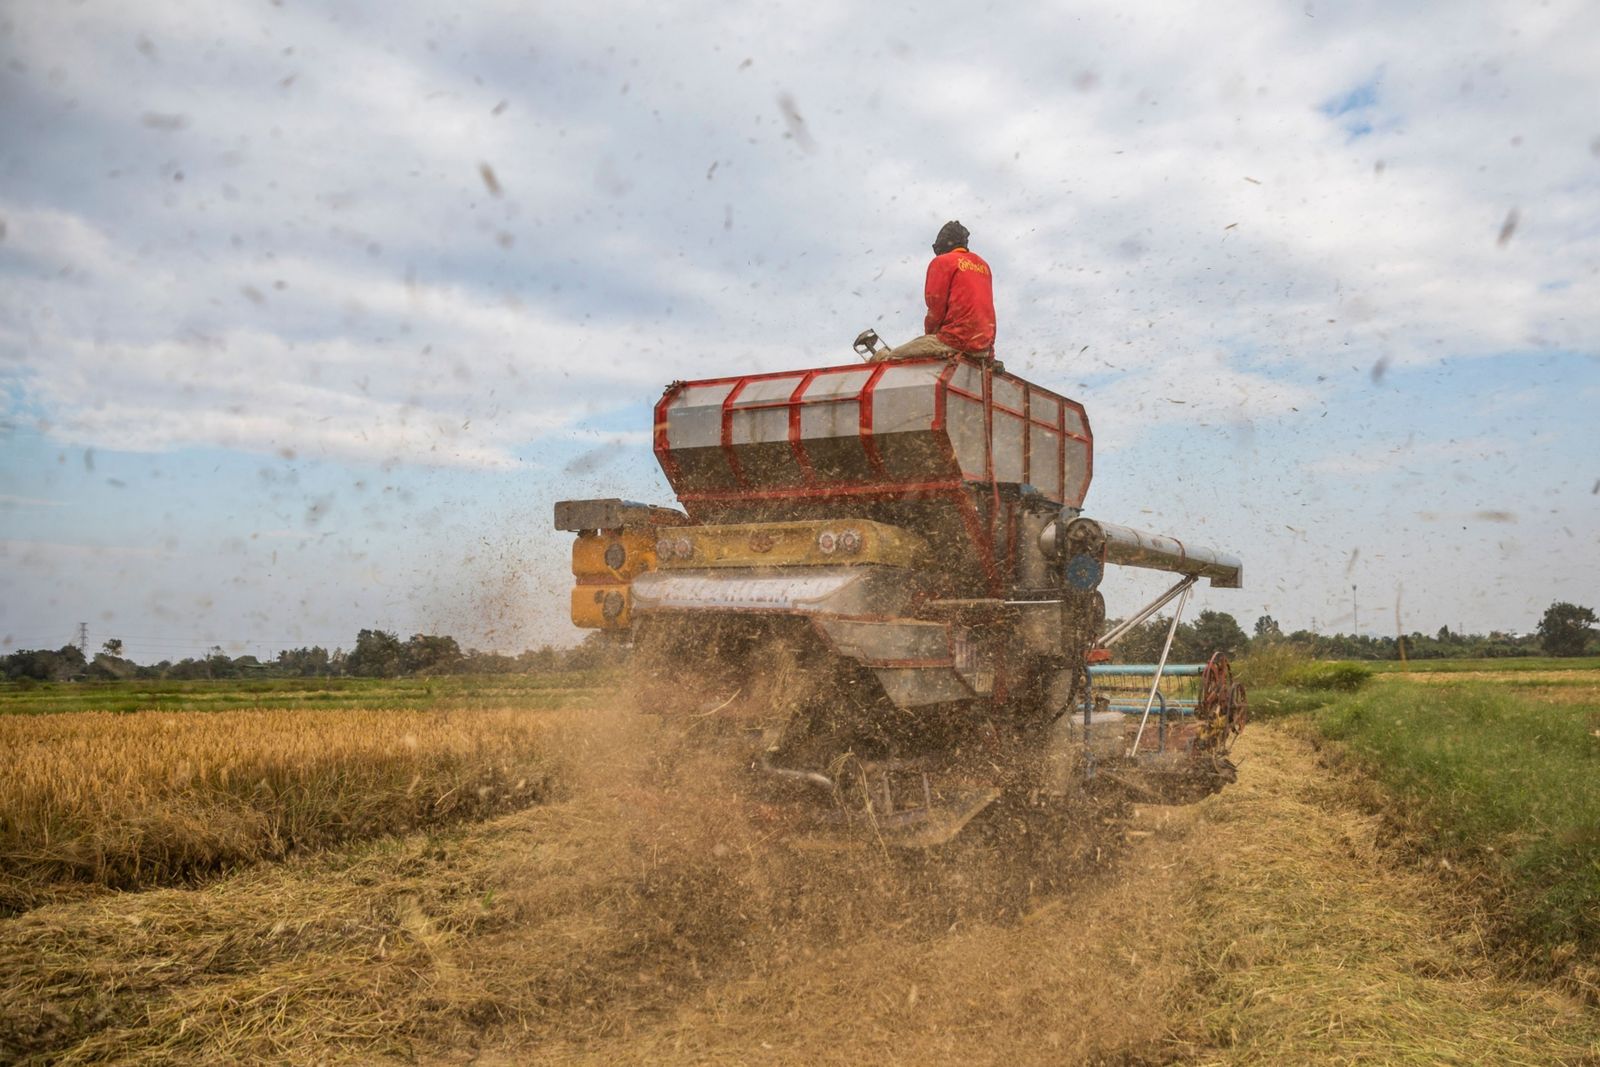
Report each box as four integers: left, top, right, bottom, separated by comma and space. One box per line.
0, 633, 346, 662
2, 631, 346, 650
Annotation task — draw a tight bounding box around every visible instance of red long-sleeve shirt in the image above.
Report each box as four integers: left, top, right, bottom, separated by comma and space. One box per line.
924, 247, 995, 352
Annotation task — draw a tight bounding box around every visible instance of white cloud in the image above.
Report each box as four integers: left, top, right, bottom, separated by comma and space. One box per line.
0, 201, 823, 466
4, 0, 1596, 475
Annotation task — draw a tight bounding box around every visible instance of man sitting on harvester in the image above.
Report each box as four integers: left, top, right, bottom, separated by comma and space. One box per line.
871, 220, 996, 362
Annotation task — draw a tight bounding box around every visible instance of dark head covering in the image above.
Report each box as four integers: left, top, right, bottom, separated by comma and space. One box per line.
932, 220, 970, 256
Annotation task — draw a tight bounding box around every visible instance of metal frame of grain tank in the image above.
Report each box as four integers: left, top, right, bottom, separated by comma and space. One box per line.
652, 355, 1091, 597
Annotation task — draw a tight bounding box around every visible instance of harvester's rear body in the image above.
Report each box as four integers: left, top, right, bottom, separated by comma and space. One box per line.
558, 354, 1246, 846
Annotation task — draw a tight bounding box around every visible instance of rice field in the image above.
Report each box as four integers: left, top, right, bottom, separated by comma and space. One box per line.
2, 668, 1597, 1064
0, 681, 596, 912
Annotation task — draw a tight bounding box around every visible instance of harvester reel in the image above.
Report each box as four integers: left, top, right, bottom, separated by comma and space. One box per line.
1196, 652, 1247, 753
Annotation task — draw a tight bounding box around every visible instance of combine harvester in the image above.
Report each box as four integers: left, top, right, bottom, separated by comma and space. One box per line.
556, 348, 1247, 847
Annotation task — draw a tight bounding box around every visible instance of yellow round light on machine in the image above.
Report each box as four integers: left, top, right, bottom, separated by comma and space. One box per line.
603, 542, 626, 570
601, 591, 626, 620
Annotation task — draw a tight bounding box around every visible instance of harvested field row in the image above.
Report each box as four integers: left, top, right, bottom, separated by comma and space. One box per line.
1393, 670, 1600, 687
509, 725, 1600, 1065
1310, 674, 1600, 980
1167, 728, 1600, 1064
1365, 657, 1600, 675
0, 706, 563, 910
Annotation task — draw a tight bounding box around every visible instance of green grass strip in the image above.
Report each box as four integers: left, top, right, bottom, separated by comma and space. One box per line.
0, 671, 616, 716
1315, 678, 1600, 960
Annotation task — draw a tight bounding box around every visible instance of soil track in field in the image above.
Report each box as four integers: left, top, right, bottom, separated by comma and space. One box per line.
4, 703, 1599, 1065
459, 715, 1600, 1065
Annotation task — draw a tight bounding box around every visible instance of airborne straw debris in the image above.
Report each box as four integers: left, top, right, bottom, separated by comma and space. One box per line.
140, 112, 188, 131
776, 93, 816, 152
479, 162, 503, 197
1496, 208, 1519, 246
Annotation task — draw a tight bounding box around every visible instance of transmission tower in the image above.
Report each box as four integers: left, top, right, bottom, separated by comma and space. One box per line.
77, 622, 89, 657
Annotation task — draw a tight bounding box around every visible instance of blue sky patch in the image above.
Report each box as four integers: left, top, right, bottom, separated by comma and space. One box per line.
1319, 73, 1383, 139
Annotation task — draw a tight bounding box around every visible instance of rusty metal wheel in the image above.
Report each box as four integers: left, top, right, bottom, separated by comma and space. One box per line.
1197, 652, 1247, 753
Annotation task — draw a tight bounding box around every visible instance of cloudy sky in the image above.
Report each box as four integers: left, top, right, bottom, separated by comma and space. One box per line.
2, 0, 1597, 660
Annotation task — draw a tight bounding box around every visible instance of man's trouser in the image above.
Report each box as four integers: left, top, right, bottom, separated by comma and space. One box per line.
873, 334, 989, 362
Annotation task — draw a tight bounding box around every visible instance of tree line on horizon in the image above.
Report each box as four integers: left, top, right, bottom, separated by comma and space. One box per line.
1111, 602, 1596, 665
2, 603, 1594, 684
0, 629, 622, 684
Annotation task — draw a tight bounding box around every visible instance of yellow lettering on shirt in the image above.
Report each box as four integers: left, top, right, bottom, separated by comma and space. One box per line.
957, 257, 989, 275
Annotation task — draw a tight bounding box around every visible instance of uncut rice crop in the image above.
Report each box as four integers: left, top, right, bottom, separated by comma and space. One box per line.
0, 707, 557, 902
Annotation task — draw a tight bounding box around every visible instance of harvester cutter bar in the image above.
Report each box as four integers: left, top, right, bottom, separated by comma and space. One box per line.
757, 752, 1001, 849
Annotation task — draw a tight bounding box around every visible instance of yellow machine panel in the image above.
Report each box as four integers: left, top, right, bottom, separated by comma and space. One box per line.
571, 530, 658, 580
571, 583, 633, 629
569, 530, 658, 629
654, 520, 927, 569
565, 521, 925, 628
